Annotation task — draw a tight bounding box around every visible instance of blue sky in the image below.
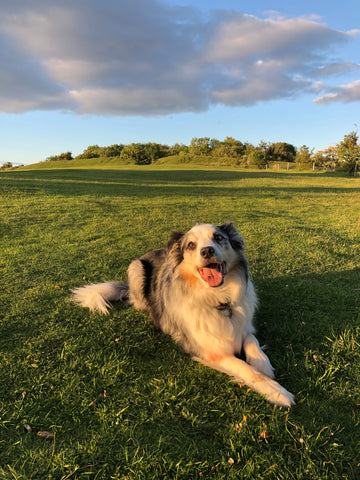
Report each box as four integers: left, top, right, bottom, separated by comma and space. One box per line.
1, 0, 359, 165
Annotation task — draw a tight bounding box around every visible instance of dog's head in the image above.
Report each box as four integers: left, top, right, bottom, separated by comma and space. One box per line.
167, 222, 247, 288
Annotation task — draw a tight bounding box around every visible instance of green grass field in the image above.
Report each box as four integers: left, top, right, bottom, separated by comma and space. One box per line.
0, 165, 359, 479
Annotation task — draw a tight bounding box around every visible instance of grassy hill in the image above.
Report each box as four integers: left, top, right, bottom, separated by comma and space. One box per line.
18, 154, 241, 170
0, 165, 359, 479
19, 155, 136, 170
16, 154, 309, 171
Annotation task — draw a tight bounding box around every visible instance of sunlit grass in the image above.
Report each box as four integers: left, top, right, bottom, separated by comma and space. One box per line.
0, 166, 359, 479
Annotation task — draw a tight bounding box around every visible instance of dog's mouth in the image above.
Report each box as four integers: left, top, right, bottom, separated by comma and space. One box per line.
198, 262, 227, 287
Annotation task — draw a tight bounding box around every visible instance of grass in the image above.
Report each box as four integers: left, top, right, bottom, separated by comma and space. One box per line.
0, 165, 359, 479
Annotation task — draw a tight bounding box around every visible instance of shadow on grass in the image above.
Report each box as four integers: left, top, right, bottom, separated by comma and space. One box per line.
1, 169, 359, 198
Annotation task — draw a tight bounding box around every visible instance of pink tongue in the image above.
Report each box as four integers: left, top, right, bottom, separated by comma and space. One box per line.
199, 266, 223, 287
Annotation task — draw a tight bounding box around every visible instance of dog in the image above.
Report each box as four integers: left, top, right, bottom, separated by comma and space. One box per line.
72, 222, 294, 407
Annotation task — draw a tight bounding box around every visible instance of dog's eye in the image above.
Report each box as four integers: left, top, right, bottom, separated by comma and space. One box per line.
214, 233, 224, 242
187, 241, 196, 250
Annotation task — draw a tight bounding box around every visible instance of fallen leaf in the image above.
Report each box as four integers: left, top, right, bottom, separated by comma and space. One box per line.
37, 431, 54, 439
235, 423, 242, 432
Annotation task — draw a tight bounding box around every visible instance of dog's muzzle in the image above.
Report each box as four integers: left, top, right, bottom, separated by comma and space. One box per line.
200, 246, 216, 259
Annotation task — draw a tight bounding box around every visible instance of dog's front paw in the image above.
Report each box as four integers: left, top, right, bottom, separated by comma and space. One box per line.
247, 351, 275, 379
260, 379, 295, 408
267, 384, 295, 408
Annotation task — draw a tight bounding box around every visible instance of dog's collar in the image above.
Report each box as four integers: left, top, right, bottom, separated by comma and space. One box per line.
216, 302, 232, 318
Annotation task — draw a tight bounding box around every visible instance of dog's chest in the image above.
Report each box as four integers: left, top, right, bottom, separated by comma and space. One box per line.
186, 302, 247, 352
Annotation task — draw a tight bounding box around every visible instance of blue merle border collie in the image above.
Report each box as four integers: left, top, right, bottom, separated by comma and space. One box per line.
72, 222, 294, 407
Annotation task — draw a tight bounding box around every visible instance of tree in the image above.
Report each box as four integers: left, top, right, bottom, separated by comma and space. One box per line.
189, 137, 212, 156
336, 131, 360, 175
247, 149, 268, 169
172, 143, 189, 155
143, 143, 161, 163
46, 152, 73, 161
267, 142, 296, 163
58, 152, 73, 161
296, 145, 313, 168
0, 161, 12, 169
78, 145, 101, 159
103, 144, 124, 157
120, 143, 147, 164
120, 143, 165, 165
212, 137, 245, 158
258, 140, 270, 153
209, 138, 221, 151
313, 147, 339, 171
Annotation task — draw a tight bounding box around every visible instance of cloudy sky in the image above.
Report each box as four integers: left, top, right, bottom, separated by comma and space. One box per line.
1, 0, 360, 165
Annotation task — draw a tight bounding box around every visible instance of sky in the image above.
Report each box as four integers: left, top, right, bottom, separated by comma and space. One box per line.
1, 0, 360, 165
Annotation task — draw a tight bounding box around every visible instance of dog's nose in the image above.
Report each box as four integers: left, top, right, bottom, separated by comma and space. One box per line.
200, 246, 215, 259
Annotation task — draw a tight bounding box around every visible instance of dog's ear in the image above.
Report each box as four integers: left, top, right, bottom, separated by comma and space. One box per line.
166, 231, 185, 250
219, 222, 245, 251
166, 231, 185, 264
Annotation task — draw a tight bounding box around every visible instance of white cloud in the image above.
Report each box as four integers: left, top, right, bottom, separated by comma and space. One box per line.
314, 79, 360, 104
0, 0, 358, 115
205, 15, 348, 63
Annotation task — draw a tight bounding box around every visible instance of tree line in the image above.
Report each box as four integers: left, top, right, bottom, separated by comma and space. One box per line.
43, 130, 360, 174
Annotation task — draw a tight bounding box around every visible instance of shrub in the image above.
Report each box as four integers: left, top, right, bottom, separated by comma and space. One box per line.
247, 150, 268, 169
0, 161, 13, 169
45, 152, 73, 162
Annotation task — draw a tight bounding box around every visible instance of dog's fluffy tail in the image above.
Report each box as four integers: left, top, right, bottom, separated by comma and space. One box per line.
71, 281, 129, 314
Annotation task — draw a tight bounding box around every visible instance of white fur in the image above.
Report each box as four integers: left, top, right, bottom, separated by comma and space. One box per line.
71, 281, 122, 314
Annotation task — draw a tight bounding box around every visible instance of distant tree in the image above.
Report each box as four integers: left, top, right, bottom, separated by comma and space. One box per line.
46, 152, 73, 162
313, 146, 339, 171
103, 144, 124, 157
120, 143, 146, 164
120, 143, 165, 165
189, 137, 212, 156
58, 152, 73, 161
45, 155, 58, 162
212, 137, 245, 158
247, 149, 268, 169
158, 143, 173, 158
0, 161, 13, 169
143, 143, 162, 162
172, 143, 189, 155
258, 140, 270, 153
336, 130, 360, 175
267, 142, 296, 163
209, 138, 221, 151
78, 145, 101, 159
296, 145, 313, 168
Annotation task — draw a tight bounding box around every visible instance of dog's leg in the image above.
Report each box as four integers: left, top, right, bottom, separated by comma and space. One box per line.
127, 259, 150, 311
243, 334, 275, 379
195, 354, 295, 407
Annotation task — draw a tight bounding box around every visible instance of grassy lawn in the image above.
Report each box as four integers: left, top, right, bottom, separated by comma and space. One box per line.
0, 166, 359, 479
